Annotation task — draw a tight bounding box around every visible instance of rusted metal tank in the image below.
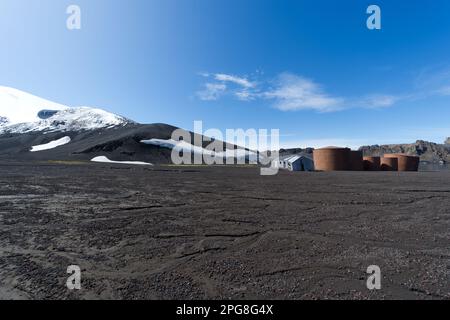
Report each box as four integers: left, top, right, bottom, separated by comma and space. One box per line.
363, 156, 381, 171
384, 154, 420, 172
313, 147, 351, 171
350, 151, 364, 171
380, 157, 398, 171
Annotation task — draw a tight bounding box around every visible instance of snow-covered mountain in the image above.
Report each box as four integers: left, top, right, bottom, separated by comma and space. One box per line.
0, 86, 131, 134
2, 107, 132, 134
0, 86, 253, 165
0, 86, 68, 125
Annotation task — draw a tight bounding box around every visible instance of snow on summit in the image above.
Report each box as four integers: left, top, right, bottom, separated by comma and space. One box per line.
4, 107, 131, 133
0, 86, 68, 125
0, 86, 132, 133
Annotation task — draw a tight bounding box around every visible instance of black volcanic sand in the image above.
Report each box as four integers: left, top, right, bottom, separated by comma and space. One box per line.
0, 161, 449, 300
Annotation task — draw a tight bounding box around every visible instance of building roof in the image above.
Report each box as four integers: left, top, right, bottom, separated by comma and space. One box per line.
280, 154, 313, 162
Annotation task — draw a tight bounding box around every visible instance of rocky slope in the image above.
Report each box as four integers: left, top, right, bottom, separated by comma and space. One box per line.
359, 140, 450, 163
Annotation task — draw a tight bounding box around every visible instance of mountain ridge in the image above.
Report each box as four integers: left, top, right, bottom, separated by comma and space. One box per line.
359, 140, 450, 163
280, 140, 450, 164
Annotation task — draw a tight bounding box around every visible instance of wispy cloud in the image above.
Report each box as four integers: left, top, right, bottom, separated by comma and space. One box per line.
436, 86, 450, 96
413, 65, 450, 90
358, 94, 402, 108
235, 89, 255, 101
263, 73, 343, 112
196, 73, 256, 102
196, 68, 450, 112
196, 83, 227, 101
213, 73, 255, 88
197, 72, 343, 111
413, 65, 450, 99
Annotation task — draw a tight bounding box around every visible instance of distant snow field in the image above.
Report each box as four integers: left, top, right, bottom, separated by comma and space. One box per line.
30, 136, 71, 152
91, 156, 153, 166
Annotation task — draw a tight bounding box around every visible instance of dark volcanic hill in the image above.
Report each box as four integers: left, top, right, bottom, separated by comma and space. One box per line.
0, 87, 251, 164
0, 123, 173, 163
0, 123, 251, 164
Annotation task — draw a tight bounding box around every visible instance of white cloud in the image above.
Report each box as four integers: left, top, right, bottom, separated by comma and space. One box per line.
413, 65, 450, 99
197, 72, 343, 111
195, 71, 421, 112
264, 73, 343, 112
214, 73, 255, 88
198, 72, 257, 101
413, 65, 450, 90
235, 89, 255, 101
196, 83, 227, 101
360, 94, 400, 108
436, 86, 450, 96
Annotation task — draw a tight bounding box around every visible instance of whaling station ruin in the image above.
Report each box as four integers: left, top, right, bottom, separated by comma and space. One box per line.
276, 147, 420, 172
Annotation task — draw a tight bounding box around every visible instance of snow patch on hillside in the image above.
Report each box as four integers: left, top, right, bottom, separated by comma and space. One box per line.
141, 138, 258, 161
30, 136, 71, 152
91, 156, 153, 166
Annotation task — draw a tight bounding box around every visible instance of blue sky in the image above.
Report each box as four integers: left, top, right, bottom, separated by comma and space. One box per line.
1, 0, 450, 148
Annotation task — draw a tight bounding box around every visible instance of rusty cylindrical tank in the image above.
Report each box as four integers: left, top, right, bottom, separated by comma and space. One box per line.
350, 151, 364, 171
363, 156, 381, 171
380, 157, 398, 171
384, 154, 420, 172
313, 147, 351, 171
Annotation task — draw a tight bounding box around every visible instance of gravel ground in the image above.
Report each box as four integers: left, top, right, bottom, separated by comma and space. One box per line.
0, 161, 449, 300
